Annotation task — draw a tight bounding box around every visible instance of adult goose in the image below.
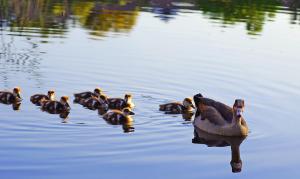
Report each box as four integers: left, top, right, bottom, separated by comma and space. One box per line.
193, 94, 248, 137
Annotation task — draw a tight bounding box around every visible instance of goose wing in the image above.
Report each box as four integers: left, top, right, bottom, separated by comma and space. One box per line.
201, 106, 227, 126
194, 95, 233, 123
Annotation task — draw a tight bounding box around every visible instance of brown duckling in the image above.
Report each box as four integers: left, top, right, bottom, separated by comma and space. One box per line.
103, 107, 135, 124
159, 98, 195, 114
0, 87, 22, 103
108, 94, 134, 110
41, 96, 70, 113
74, 88, 102, 101
30, 90, 55, 105
80, 94, 109, 111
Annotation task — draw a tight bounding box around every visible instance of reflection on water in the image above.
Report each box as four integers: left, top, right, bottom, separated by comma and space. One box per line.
0, 0, 299, 38
181, 112, 194, 121
0, 32, 43, 87
0, 102, 21, 110
0, 0, 300, 178
193, 127, 246, 173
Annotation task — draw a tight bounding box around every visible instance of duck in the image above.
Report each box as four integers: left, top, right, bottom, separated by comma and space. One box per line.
79, 94, 109, 111
159, 98, 195, 114
73, 88, 102, 102
30, 90, 55, 105
193, 93, 249, 137
108, 94, 134, 110
103, 107, 135, 124
41, 96, 70, 113
0, 87, 22, 103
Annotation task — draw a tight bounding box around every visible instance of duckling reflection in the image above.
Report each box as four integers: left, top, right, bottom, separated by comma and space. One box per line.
182, 112, 194, 121
0, 101, 21, 111
41, 109, 70, 121
12, 102, 21, 111
192, 127, 246, 173
60, 111, 70, 123
104, 118, 135, 133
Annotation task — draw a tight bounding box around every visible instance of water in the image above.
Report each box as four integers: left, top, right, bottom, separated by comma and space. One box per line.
1, 0, 300, 178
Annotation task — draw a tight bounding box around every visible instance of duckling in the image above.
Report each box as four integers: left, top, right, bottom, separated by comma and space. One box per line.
74, 88, 102, 102
103, 107, 135, 124
159, 98, 195, 114
193, 94, 248, 137
108, 94, 134, 110
41, 96, 70, 113
30, 90, 55, 105
80, 94, 109, 111
0, 87, 22, 103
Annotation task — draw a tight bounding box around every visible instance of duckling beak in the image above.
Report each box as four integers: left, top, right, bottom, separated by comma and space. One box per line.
17, 94, 22, 100
191, 104, 195, 109
129, 111, 135, 115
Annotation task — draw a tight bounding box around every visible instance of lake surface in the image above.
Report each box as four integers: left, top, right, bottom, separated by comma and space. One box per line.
1, 0, 300, 178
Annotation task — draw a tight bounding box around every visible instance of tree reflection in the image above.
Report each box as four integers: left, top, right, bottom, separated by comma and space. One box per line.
0, 0, 139, 38
195, 0, 281, 35
0, 0, 299, 37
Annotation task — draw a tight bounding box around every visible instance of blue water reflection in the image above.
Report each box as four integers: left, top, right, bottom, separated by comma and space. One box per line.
1, 0, 300, 179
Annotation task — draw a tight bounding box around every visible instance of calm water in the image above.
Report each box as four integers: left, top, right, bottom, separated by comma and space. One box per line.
1, 0, 300, 178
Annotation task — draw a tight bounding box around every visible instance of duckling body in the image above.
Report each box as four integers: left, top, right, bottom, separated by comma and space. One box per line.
30, 90, 55, 106
80, 95, 108, 111
193, 94, 248, 137
103, 108, 135, 124
41, 96, 70, 113
108, 94, 134, 110
159, 98, 195, 114
74, 88, 102, 101
0, 87, 22, 103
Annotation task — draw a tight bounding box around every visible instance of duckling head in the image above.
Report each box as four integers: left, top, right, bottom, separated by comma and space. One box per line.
47, 90, 55, 100
94, 88, 102, 96
183, 98, 195, 110
124, 94, 132, 103
233, 99, 245, 119
60, 96, 70, 109
13, 87, 22, 99
123, 107, 135, 116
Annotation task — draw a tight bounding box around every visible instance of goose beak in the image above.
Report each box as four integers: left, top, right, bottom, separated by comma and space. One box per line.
236, 108, 243, 118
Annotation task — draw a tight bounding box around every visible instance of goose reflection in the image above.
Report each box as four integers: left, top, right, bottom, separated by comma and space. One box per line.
192, 127, 247, 173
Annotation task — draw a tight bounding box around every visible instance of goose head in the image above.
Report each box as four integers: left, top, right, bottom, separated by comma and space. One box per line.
13, 87, 22, 100
47, 90, 55, 100
183, 97, 195, 110
233, 99, 245, 120
122, 107, 135, 116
